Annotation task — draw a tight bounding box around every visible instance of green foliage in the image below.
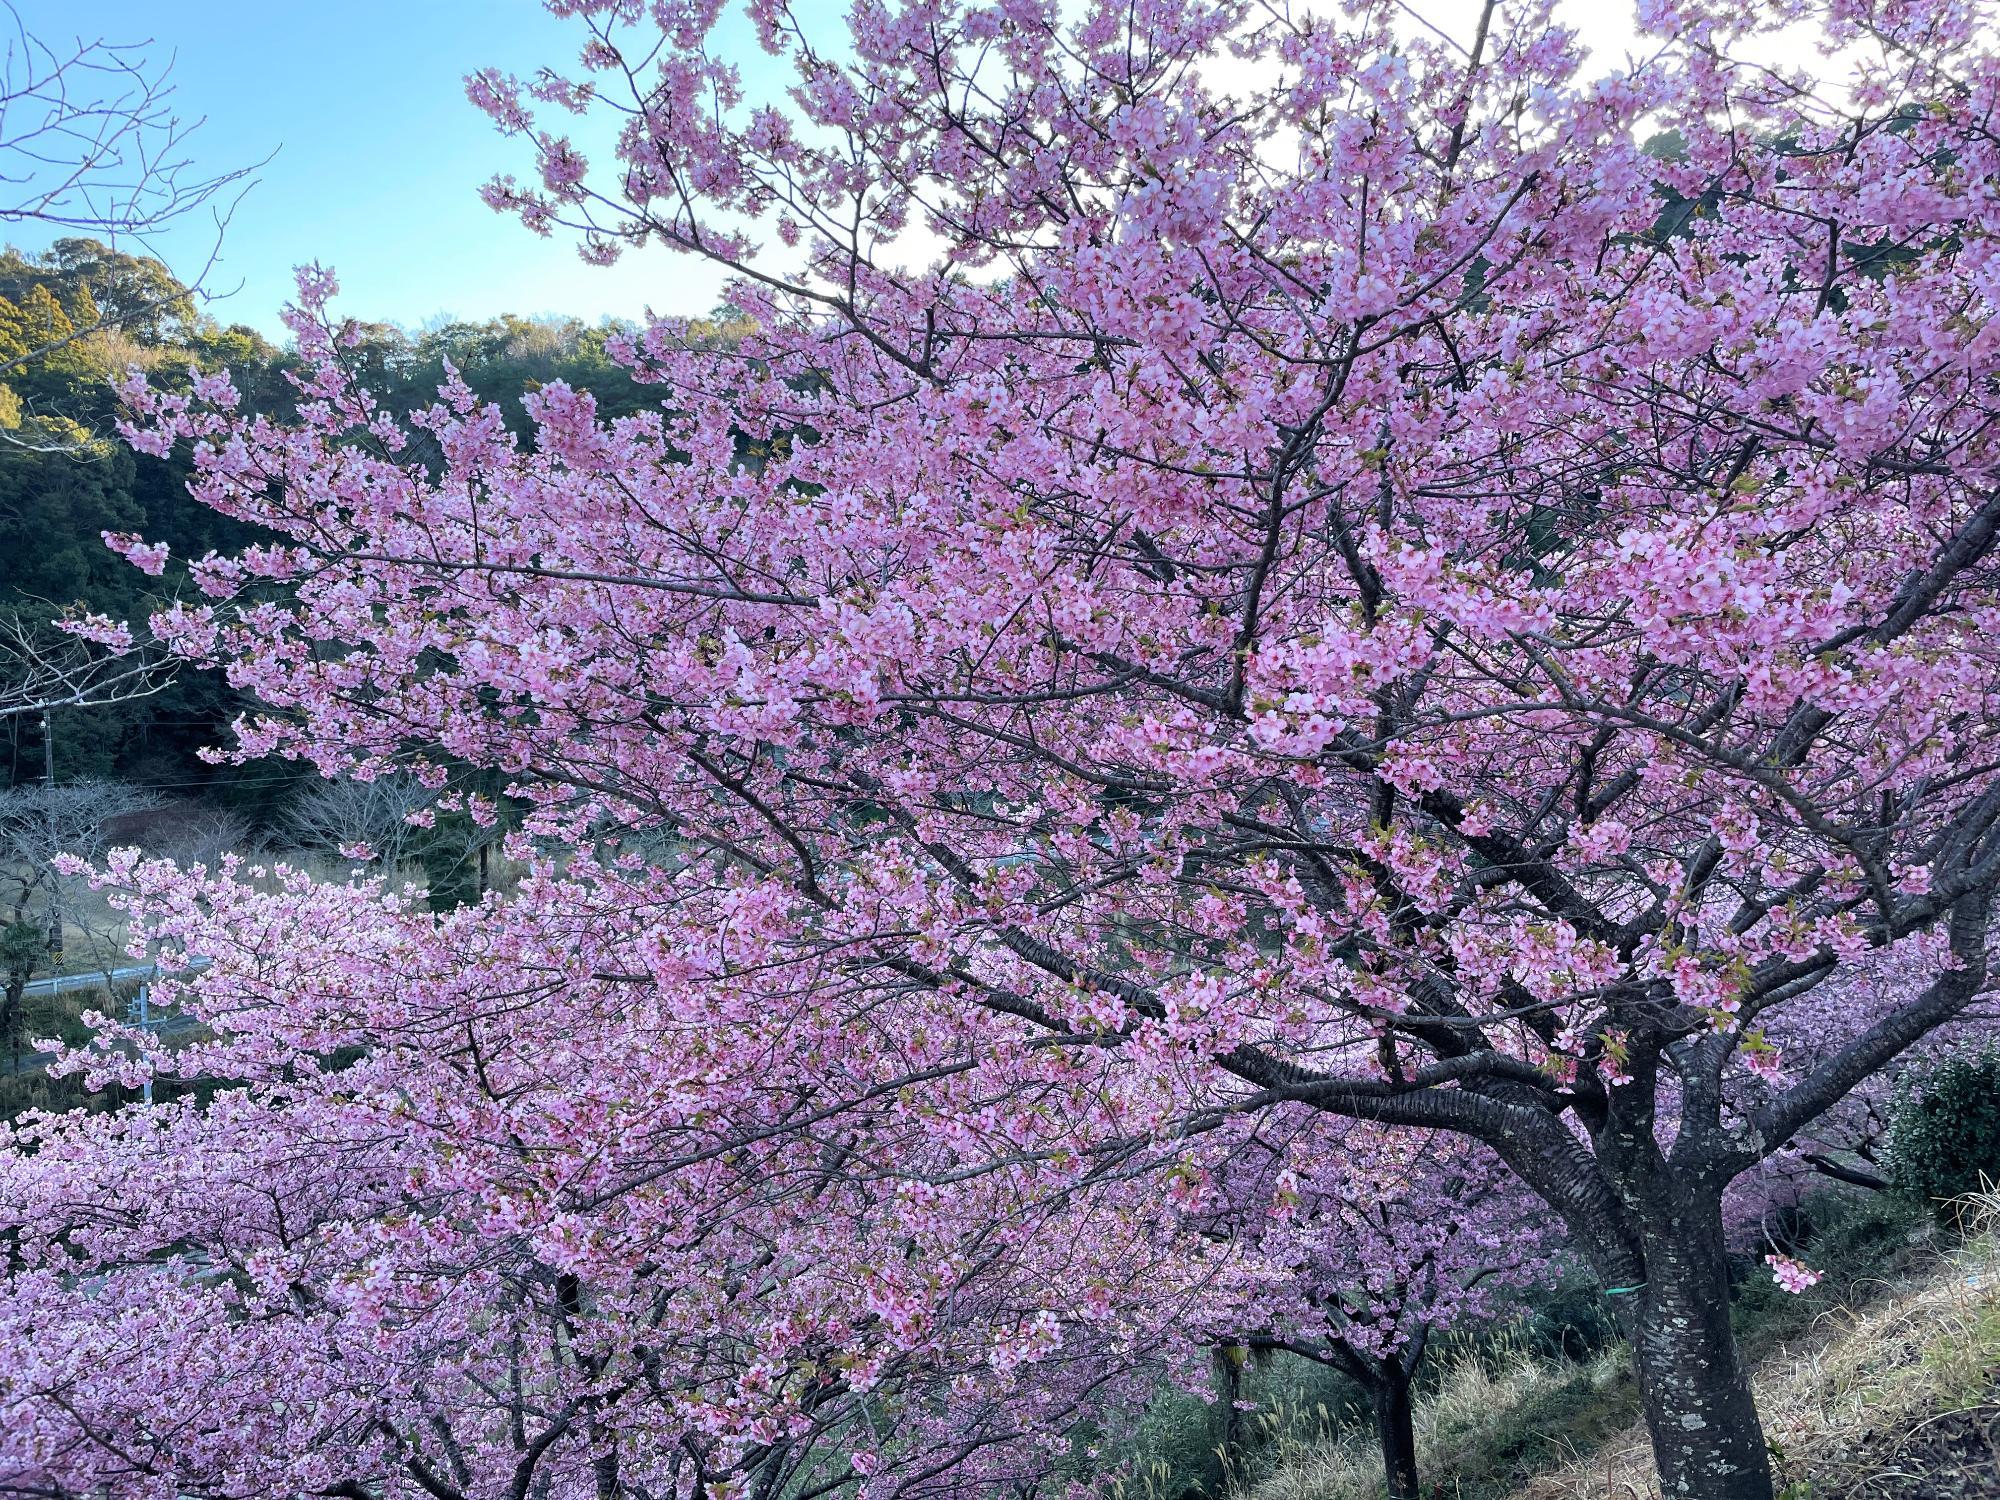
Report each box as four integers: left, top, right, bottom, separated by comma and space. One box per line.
0, 919, 41, 985
1100, 1354, 1365, 1500
1514, 1258, 1625, 1363
0, 237, 745, 811
0, 974, 218, 1118
0, 441, 144, 608
1641, 129, 1689, 161
418, 815, 490, 912
1110, 1386, 1230, 1500
333, 312, 661, 438
0, 239, 196, 344
1886, 1045, 2000, 1216
1429, 1347, 1639, 1500
1731, 1188, 1931, 1354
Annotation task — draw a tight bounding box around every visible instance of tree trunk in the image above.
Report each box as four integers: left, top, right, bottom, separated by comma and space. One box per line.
1371, 1360, 1421, 1500
1629, 1199, 1773, 1500
3, 975, 23, 1072
1212, 1342, 1247, 1480
1486, 1066, 1784, 1499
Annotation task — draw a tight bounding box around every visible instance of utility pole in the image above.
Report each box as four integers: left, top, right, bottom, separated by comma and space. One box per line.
40, 708, 60, 961
136, 982, 153, 1106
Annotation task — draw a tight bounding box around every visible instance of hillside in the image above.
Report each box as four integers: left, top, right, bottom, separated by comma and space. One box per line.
1242, 1209, 2000, 1500
1527, 1224, 2000, 1500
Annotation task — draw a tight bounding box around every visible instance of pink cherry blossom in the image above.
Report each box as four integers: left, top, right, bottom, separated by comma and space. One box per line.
1765, 1255, 1823, 1295
8, 5, 2000, 1500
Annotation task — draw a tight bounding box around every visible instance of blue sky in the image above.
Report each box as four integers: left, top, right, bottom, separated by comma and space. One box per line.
11, 2, 1665, 343
8, 0, 771, 338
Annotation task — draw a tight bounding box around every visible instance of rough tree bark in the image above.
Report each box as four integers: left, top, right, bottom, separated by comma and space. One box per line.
1629, 1202, 1771, 1500
1370, 1357, 1422, 1500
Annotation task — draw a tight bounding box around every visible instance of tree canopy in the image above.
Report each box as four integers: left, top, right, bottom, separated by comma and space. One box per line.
5, 3, 2000, 1500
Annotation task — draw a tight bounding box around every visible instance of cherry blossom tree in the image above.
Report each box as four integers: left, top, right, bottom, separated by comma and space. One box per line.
4, 0, 2000, 1496
1191, 1115, 1556, 1499
3, 852, 1217, 1500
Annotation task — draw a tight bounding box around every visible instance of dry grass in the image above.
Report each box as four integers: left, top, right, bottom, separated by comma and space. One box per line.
1236, 1195, 1999, 1500
1236, 1342, 1635, 1500
1518, 1194, 2000, 1500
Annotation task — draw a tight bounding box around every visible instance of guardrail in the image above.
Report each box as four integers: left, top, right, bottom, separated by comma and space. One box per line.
20, 957, 212, 998
4, 960, 212, 1094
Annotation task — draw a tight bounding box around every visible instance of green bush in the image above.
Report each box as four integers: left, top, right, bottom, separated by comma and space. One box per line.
1099, 1351, 1365, 1500
1729, 1188, 1927, 1350
1886, 1045, 2000, 1216
1514, 1260, 1624, 1363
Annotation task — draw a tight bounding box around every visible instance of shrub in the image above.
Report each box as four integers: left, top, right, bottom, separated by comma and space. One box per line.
1885, 1046, 2000, 1218
1514, 1261, 1625, 1364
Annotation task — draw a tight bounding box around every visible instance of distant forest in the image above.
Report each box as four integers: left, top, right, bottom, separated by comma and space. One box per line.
0, 236, 735, 817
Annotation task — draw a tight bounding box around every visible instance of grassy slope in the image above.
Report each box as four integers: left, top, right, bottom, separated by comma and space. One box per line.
1523, 1224, 2000, 1500
1239, 1342, 1639, 1500
1241, 1205, 1999, 1500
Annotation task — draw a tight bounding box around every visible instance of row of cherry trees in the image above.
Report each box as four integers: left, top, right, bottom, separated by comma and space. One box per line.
5, 846, 1555, 1500
6, 0, 2000, 1497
